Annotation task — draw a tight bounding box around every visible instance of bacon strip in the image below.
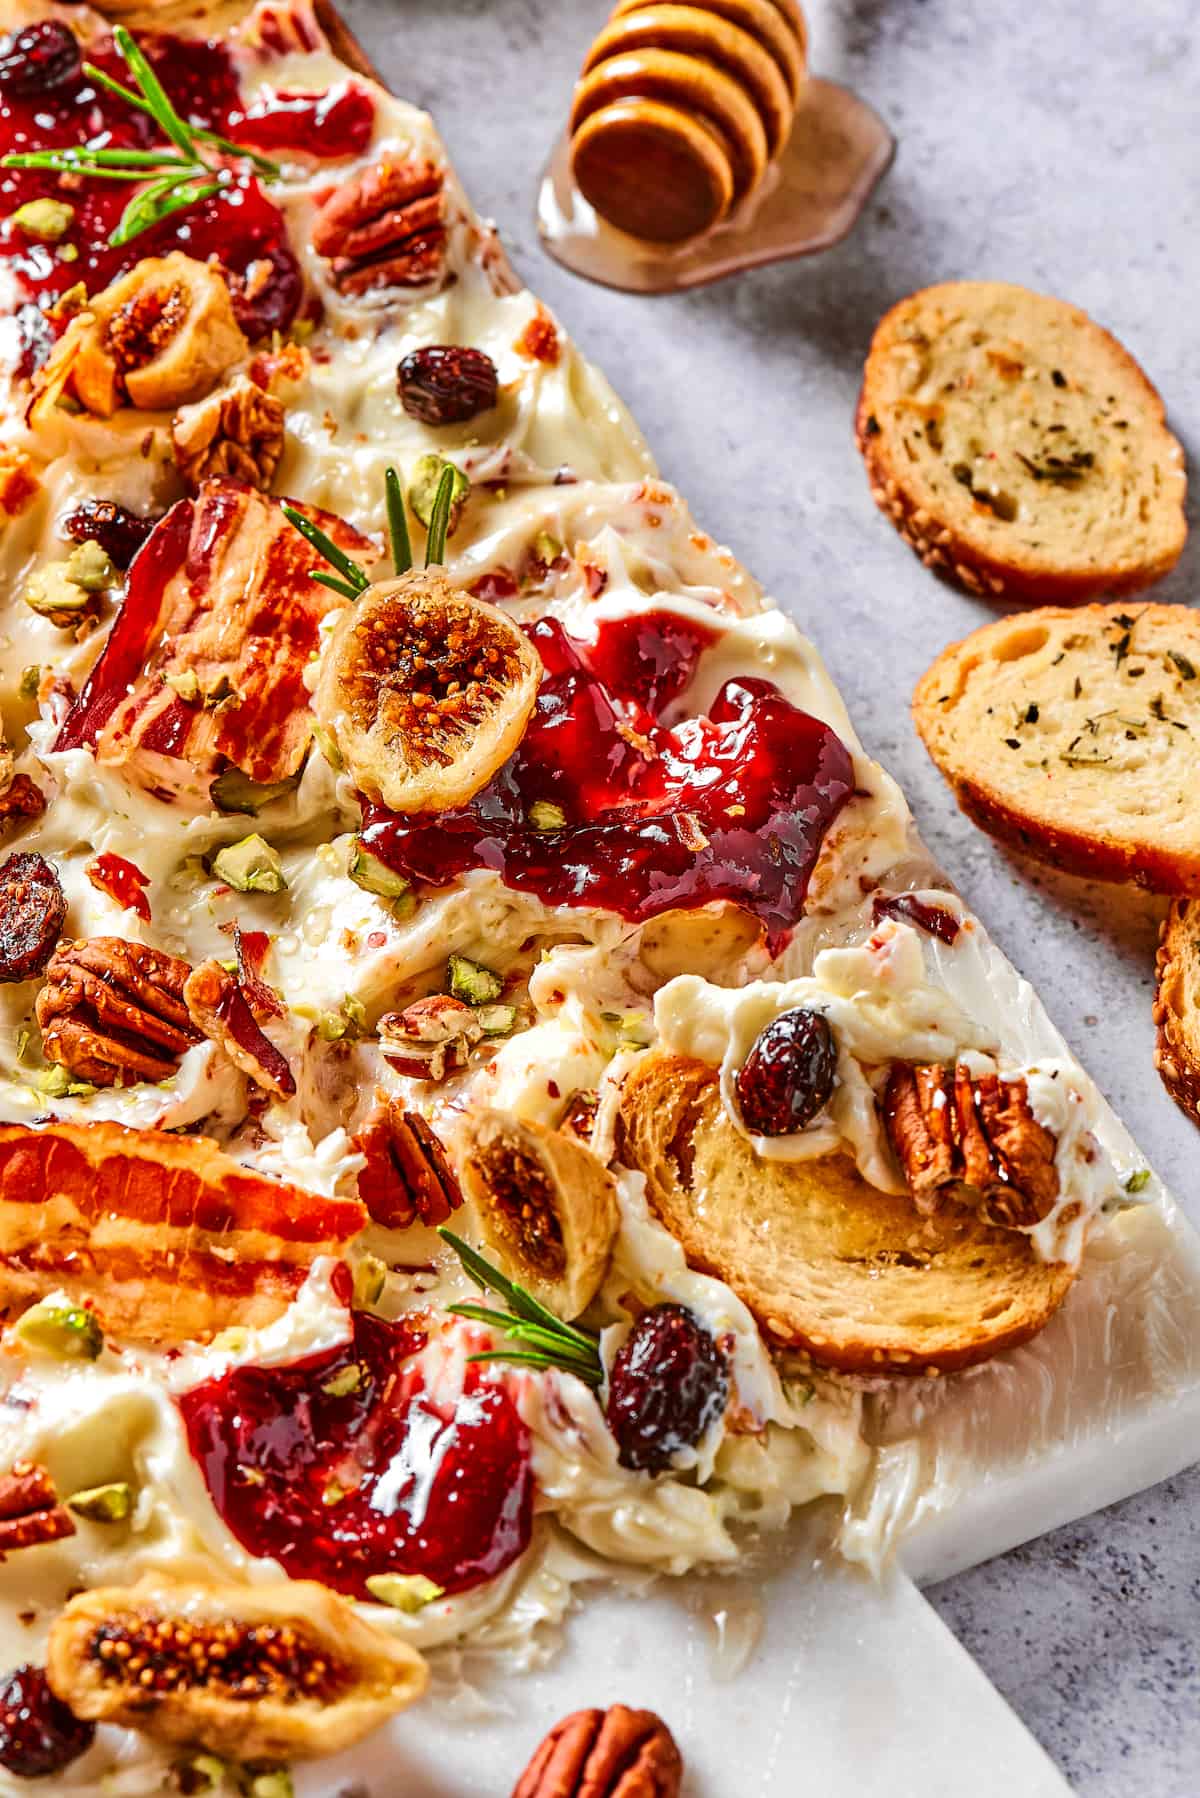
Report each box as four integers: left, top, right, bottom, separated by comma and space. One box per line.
0, 1122, 365, 1344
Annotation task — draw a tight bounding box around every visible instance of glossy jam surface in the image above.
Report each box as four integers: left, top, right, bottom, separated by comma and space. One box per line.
0, 31, 373, 360
179, 1305, 534, 1600
363, 609, 855, 950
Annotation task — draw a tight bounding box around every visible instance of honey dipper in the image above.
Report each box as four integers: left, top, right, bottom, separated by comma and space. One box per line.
568, 0, 808, 242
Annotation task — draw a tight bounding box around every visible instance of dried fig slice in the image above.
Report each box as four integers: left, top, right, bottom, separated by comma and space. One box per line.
312, 570, 541, 813
458, 1109, 619, 1320
45, 1576, 427, 1762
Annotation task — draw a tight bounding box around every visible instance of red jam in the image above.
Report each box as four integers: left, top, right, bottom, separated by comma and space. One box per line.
0, 31, 373, 363
361, 610, 856, 952
178, 1305, 534, 1600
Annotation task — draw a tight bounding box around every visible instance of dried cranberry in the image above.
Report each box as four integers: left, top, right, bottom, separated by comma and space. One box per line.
735, 1007, 837, 1137
0, 1665, 94, 1779
605, 1304, 729, 1474
62, 500, 157, 571
0, 22, 81, 97
0, 853, 67, 985
397, 344, 499, 425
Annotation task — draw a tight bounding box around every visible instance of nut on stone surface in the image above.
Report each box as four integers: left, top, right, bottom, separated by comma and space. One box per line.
512, 1704, 683, 1798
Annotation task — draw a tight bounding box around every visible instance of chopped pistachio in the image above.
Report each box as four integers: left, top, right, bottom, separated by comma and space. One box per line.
447, 953, 503, 1006
15, 1027, 32, 1065
321, 1363, 362, 1398
172, 854, 211, 891
1123, 1167, 1151, 1194
50, 281, 87, 319
33, 1064, 96, 1098
23, 562, 91, 618
311, 720, 343, 770
58, 242, 78, 263
348, 840, 410, 900
240, 1773, 293, 1798
528, 799, 566, 831
15, 1300, 103, 1361
365, 1572, 445, 1613
533, 530, 562, 564
343, 993, 368, 1031
316, 1011, 349, 1042
352, 1253, 387, 1311
211, 1326, 249, 1355
409, 453, 469, 532
165, 668, 201, 703
175, 1753, 229, 1794
477, 1002, 518, 1037
67, 1480, 134, 1523
211, 834, 287, 894
64, 540, 118, 592
10, 197, 75, 241
209, 767, 299, 815
18, 665, 40, 701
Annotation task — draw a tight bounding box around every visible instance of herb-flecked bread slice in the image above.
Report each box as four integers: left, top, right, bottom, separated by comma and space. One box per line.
1154, 898, 1200, 1120
856, 281, 1187, 602
615, 1055, 1074, 1375
913, 603, 1200, 891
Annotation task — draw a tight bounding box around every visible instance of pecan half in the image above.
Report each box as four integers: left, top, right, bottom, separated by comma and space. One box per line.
377, 994, 484, 1081
36, 938, 200, 1087
354, 1101, 463, 1228
0, 1462, 75, 1560
513, 1705, 683, 1798
183, 959, 296, 1099
882, 1062, 1060, 1228
172, 375, 286, 493
311, 158, 446, 295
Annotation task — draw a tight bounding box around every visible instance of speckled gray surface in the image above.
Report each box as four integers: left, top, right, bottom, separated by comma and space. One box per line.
340, 2, 1200, 1789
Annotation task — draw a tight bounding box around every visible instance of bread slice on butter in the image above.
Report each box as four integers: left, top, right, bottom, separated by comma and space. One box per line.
856, 281, 1187, 602
1154, 898, 1200, 1119
615, 1055, 1074, 1375
913, 603, 1200, 891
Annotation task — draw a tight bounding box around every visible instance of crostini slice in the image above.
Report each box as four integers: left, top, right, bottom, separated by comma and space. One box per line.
615, 1055, 1074, 1375
913, 603, 1200, 892
857, 280, 1186, 603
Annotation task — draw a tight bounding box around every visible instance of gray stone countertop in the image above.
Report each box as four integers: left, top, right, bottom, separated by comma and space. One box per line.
339, 1, 1199, 1788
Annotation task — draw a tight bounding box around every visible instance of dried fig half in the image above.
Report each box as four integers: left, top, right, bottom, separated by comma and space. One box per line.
312, 570, 541, 813
45, 1577, 427, 1762
458, 1109, 619, 1319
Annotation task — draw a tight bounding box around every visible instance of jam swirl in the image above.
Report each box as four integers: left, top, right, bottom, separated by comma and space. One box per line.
362, 609, 856, 952
178, 1301, 534, 1600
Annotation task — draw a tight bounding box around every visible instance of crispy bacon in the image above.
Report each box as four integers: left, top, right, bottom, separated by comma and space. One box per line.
55, 480, 375, 811
0, 1122, 365, 1344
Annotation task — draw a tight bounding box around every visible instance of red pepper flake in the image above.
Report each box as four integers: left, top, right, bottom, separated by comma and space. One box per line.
583, 561, 608, 599
367, 930, 387, 949
470, 567, 520, 602
86, 853, 151, 922
514, 303, 561, 366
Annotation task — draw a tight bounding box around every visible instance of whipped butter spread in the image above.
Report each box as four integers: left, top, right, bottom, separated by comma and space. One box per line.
0, 2, 1183, 1791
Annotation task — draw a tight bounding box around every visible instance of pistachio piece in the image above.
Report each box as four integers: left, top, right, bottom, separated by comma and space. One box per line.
15, 1300, 104, 1361
408, 453, 469, 534
66, 1481, 134, 1524
63, 540, 118, 592
365, 1573, 445, 1613
477, 1002, 518, 1036
242, 1772, 293, 1798
10, 197, 74, 241
447, 953, 502, 1006
211, 835, 286, 895
209, 767, 301, 816
18, 665, 40, 701
529, 799, 567, 831
352, 1253, 387, 1311
23, 562, 92, 618
348, 841, 411, 900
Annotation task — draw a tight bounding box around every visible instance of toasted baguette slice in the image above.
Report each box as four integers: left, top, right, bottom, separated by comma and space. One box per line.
615, 1055, 1074, 1375
914, 603, 1200, 892
857, 281, 1187, 602
1154, 898, 1200, 1118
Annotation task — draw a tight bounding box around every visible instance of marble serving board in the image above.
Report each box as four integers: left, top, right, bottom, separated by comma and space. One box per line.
317, 3, 1200, 1791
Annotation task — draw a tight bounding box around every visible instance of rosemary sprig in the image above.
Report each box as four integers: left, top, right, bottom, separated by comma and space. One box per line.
282, 462, 458, 597
0, 25, 280, 251
439, 1228, 603, 1387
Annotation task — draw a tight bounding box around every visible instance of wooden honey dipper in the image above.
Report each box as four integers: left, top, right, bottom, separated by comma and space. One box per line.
568, 0, 808, 243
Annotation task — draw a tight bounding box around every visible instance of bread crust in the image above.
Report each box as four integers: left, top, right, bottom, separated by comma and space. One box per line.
1154, 898, 1200, 1119
913, 603, 1200, 893
857, 281, 1187, 604
616, 1055, 1074, 1375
